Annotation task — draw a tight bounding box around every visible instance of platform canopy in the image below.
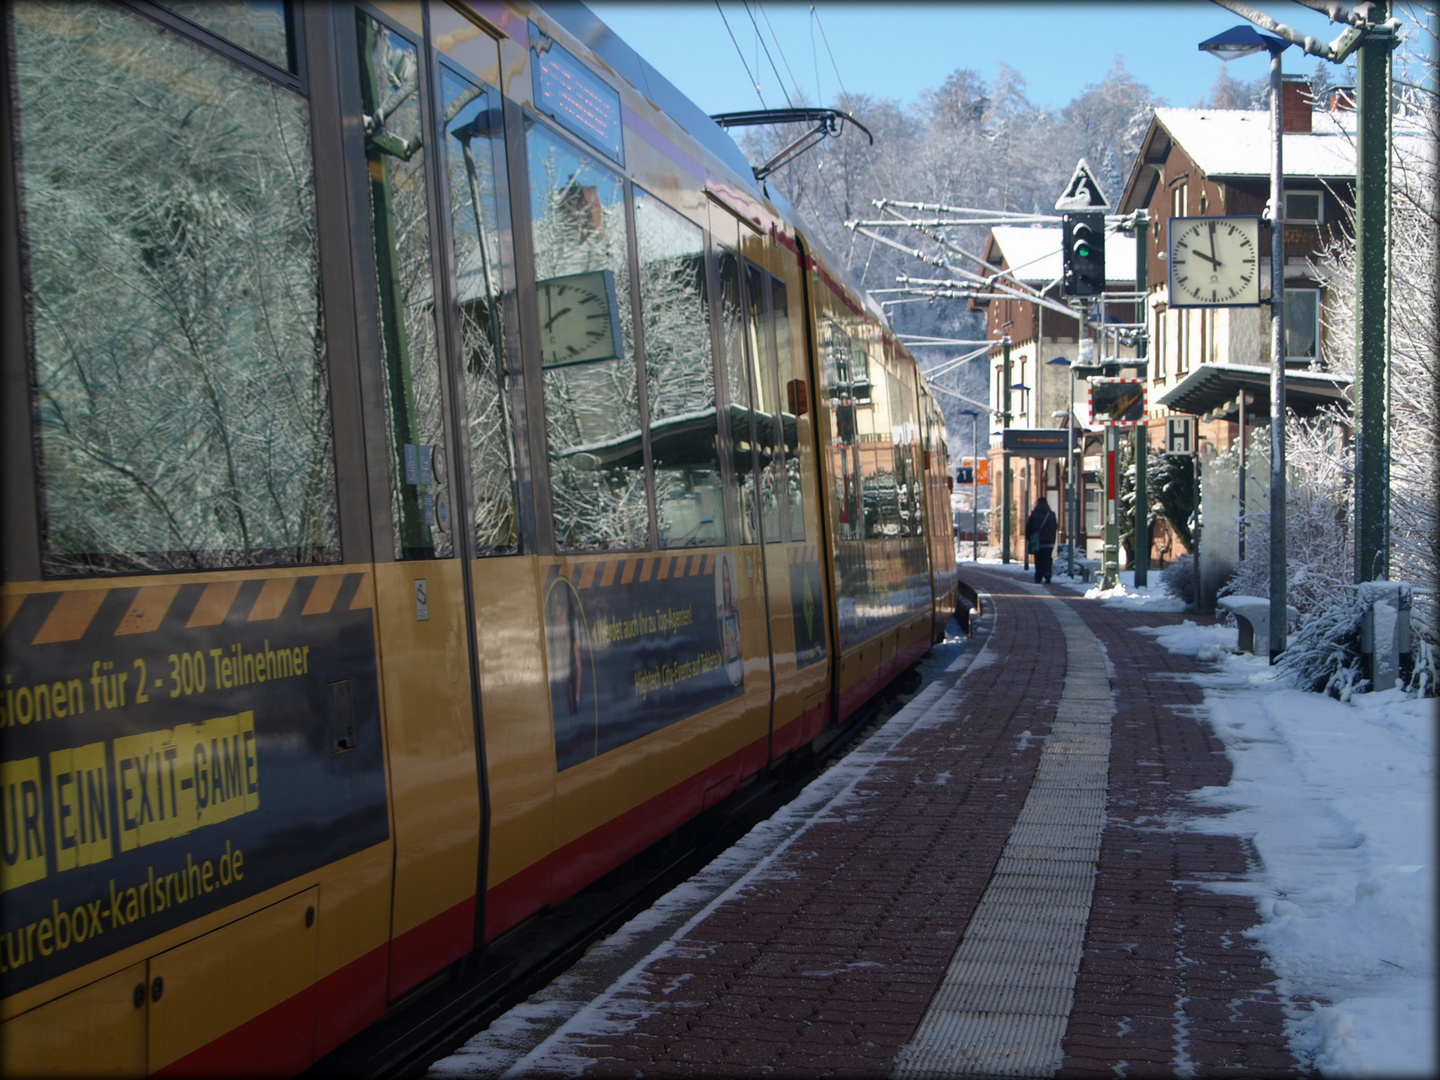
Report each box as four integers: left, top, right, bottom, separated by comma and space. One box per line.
1157, 363, 1351, 421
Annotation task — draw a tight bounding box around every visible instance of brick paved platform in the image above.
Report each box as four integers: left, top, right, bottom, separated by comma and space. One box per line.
434, 564, 1307, 1079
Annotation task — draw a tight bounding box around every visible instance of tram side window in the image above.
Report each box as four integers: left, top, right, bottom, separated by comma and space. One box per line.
717, 251, 758, 544
822, 317, 861, 541
153, 1, 293, 70
862, 353, 901, 540
634, 192, 725, 548
773, 278, 806, 542
438, 64, 520, 554
527, 123, 646, 551
11, 0, 338, 574
356, 13, 453, 560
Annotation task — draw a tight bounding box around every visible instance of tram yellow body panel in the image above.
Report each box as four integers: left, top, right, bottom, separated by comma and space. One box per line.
0, 961, 148, 1078
371, 561, 481, 946
471, 560, 555, 897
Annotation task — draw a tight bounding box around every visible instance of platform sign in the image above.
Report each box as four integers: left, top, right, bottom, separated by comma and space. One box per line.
956, 466, 973, 484
1166, 415, 1195, 455
1002, 429, 1071, 456
1088, 377, 1147, 427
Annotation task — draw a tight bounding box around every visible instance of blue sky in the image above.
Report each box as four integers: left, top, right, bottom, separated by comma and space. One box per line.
586, 2, 1416, 115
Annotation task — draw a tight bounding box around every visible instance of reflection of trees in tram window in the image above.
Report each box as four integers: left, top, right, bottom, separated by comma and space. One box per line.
717, 252, 758, 544
634, 191, 725, 548
439, 64, 520, 554
773, 280, 808, 543
357, 13, 454, 560
12, 0, 337, 573
744, 265, 783, 544
527, 123, 645, 551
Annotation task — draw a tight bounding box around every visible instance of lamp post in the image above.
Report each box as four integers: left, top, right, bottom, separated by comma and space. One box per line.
1000, 333, 1012, 563
1200, 24, 1290, 656
1047, 356, 1074, 576
959, 409, 980, 562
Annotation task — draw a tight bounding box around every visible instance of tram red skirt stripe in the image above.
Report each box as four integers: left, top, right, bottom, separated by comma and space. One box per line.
485, 733, 770, 942
315, 944, 388, 1058
388, 894, 476, 1000
771, 697, 829, 758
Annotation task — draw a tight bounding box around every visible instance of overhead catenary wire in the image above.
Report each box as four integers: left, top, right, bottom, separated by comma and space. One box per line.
757, 1, 806, 107
716, 1, 766, 107
743, 1, 793, 109
810, 2, 848, 101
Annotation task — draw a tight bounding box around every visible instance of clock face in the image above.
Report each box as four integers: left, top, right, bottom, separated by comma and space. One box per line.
537, 269, 624, 367
1168, 216, 1262, 308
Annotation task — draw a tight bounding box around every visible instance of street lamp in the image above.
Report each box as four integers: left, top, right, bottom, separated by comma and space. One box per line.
1047, 356, 1076, 577
958, 409, 980, 562
1200, 24, 1290, 658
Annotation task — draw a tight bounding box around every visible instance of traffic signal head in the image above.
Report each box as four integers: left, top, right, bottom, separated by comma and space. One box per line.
1062, 212, 1106, 297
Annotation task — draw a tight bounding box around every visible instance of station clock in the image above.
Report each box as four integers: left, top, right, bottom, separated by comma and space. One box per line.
1167, 216, 1262, 308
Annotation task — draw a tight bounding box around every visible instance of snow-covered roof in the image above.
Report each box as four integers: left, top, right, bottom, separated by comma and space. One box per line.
1154, 108, 1356, 179
987, 226, 1137, 287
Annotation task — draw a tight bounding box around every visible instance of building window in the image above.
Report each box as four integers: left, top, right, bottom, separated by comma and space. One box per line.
1154, 305, 1167, 382
1285, 288, 1321, 364
1171, 180, 1188, 220
1285, 190, 1323, 224
1084, 478, 1103, 533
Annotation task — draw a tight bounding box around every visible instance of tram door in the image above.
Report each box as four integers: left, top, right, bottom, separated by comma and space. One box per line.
349, 5, 521, 999
742, 263, 807, 744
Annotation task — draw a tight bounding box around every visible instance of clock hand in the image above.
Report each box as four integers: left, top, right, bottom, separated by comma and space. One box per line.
1190, 249, 1221, 269
1207, 220, 1220, 267
544, 306, 572, 331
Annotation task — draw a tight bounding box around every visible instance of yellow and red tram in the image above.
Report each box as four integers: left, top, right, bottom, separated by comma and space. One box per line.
0, 1, 957, 1073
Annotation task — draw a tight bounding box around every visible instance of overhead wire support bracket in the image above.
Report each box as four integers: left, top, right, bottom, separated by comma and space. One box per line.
710, 107, 873, 181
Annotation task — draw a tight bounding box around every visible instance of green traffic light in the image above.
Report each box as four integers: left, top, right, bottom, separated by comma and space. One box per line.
1074, 240, 1092, 258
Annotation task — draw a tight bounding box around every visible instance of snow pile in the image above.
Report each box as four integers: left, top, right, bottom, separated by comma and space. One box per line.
1133, 625, 1436, 1077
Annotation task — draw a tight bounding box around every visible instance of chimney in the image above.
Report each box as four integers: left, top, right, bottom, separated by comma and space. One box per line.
1282, 78, 1312, 133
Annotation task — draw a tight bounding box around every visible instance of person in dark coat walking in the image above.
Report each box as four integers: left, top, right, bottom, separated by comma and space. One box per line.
1026, 497, 1058, 583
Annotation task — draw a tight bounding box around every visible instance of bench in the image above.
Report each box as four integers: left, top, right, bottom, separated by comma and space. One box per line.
1217, 595, 1298, 657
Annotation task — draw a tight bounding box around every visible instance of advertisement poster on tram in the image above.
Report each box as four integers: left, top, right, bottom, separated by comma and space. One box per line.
1, 574, 388, 995
544, 553, 746, 771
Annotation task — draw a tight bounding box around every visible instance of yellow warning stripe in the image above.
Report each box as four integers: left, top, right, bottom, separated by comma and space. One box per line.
1, 594, 26, 637
248, 577, 297, 622
32, 590, 107, 644
348, 572, 373, 610
186, 581, 242, 628
302, 574, 344, 616
115, 584, 182, 636
545, 554, 727, 591
11, 573, 365, 645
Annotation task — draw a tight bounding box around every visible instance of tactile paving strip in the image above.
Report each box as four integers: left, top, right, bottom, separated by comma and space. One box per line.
894, 593, 1113, 1079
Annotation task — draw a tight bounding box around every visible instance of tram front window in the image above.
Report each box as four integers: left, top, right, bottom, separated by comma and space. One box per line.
9, 0, 337, 574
